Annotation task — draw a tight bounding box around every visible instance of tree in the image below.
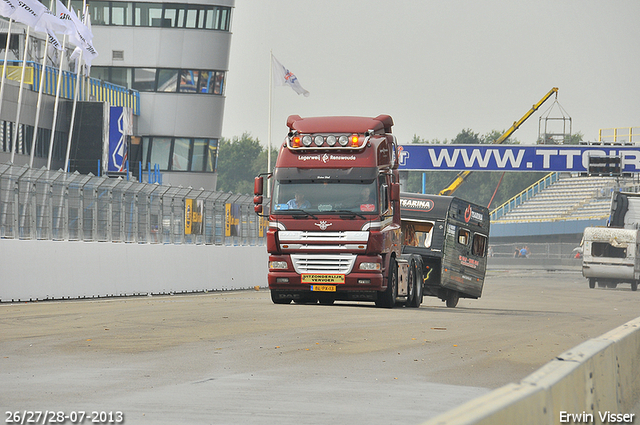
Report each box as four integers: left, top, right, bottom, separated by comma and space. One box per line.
452, 128, 481, 144
216, 133, 278, 194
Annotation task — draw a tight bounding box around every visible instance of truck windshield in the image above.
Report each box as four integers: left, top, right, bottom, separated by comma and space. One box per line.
272, 180, 378, 214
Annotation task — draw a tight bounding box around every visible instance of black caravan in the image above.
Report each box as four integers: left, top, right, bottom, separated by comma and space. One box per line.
400, 193, 490, 307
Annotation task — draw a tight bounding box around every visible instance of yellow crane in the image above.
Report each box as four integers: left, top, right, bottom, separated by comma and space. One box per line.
438, 87, 559, 196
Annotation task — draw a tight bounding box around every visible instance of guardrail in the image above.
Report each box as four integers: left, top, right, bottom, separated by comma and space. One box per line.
599, 127, 640, 144
0, 163, 266, 246
490, 172, 559, 221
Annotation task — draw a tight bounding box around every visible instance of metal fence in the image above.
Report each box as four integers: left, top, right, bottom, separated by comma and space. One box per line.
0, 163, 266, 245
489, 242, 581, 259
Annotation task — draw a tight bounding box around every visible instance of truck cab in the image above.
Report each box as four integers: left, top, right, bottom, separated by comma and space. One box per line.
255, 115, 423, 308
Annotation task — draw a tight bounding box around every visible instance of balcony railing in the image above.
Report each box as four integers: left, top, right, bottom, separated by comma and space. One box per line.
1, 61, 140, 115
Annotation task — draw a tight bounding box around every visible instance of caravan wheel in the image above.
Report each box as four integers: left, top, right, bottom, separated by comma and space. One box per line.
408, 256, 423, 308
446, 291, 459, 308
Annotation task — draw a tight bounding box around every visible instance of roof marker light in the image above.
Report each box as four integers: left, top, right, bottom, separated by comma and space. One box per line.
302, 135, 313, 146
326, 135, 337, 146
338, 135, 349, 146
314, 135, 324, 146
350, 134, 359, 147
292, 136, 301, 148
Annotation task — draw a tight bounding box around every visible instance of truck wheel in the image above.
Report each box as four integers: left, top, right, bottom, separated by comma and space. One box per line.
271, 290, 292, 304
589, 278, 596, 289
409, 257, 423, 308
632, 281, 638, 292
376, 258, 397, 309
446, 291, 459, 308
404, 261, 415, 307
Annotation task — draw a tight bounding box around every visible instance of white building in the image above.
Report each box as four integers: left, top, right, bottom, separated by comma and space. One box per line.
80, 0, 234, 190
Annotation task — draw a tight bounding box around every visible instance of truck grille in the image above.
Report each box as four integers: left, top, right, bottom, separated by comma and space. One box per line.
290, 254, 356, 274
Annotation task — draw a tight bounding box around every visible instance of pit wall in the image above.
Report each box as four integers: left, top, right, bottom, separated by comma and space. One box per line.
421, 316, 640, 425
0, 239, 268, 302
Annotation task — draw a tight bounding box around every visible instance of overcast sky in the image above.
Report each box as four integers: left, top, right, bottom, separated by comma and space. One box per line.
222, 1, 639, 148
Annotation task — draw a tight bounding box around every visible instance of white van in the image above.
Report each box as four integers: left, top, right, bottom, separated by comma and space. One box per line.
582, 226, 639, 291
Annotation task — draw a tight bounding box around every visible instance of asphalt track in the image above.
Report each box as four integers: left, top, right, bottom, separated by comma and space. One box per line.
2, 268, 639, 424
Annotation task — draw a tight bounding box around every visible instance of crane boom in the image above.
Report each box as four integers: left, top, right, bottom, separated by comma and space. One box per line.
438, 87, 559, 196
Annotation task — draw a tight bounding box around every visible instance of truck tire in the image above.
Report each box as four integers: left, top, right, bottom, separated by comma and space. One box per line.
589, 278, 596, 289
271, 290, 292, 304
445, 291, 459, 308
376, 258, 397, 309
404, 260, 415, 307
408, 256, 423, 308
632, 281, 638, 292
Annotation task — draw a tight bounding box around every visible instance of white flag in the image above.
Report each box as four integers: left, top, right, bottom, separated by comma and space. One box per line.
272, 55, 309, 97
55, 0, 91, 42
11, 0, 43, 27
11, 0, 64, 48
0, 0, 17, 19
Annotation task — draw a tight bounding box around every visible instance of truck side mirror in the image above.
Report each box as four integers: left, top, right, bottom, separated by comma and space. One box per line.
390, 183, 400, 202
254, 176, 264, 196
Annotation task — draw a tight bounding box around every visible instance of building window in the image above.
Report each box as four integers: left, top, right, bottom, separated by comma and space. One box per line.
157, 69, 178, 92
179, 70, 198, 93
92, 66, 226, 95
74, 1, 232, 31
132, 68, 157, 91
149, 137, 172, 170
172, 138, 190, 171
142, 137, 218, 173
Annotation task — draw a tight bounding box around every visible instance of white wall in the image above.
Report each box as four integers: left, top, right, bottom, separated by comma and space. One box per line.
0, 239, 268, 302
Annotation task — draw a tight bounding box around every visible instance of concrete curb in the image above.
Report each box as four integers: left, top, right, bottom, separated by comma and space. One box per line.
421, 317, 640, 424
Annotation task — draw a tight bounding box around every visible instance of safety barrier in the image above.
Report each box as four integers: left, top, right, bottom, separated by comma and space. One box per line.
490, 172, 559, 221
599, 127, 640, 144
0, 163, 266, 246
421, 316, 640, 425
2, 60, 140, 116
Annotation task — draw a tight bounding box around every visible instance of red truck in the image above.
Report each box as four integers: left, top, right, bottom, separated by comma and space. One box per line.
254, 115, 425, 308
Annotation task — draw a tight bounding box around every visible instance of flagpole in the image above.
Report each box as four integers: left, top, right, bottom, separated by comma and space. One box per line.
0, 18, 13, 121
267, 50, 273, 198
64, 47, 82, 172
30, 36, 50, 167
10, 25, 30, 164
47, 31, 66, 170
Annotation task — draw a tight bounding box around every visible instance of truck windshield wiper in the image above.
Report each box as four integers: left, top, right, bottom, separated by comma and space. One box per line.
281, 209, 318, 219
335, 210, 367, 220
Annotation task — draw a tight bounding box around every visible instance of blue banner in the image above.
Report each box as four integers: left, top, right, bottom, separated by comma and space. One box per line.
397, 144, 640, 173
108, 106, 130, 172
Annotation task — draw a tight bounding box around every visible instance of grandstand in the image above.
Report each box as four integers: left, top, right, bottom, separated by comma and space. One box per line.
489, 172, 640, 247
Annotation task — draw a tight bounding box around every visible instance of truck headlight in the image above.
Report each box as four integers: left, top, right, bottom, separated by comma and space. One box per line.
359, 262, 380, 271
269, 261, 288, 270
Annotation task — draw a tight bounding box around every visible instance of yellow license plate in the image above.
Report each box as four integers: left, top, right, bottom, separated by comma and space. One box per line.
301, 274, 345, 284
310, 285, 336, 292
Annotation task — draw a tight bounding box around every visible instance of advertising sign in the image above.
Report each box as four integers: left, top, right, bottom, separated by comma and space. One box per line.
185, 199, 204, 235
398, 144, 640, 173
225, 203, 240, 237
108, 106, 133, 173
